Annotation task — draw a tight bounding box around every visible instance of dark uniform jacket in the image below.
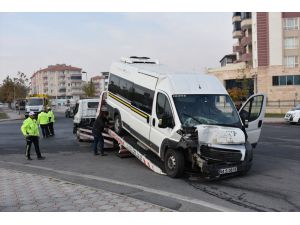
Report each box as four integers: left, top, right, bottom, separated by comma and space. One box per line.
92, 115, 108, 136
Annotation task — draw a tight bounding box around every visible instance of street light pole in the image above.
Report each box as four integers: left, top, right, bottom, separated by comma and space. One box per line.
13, 84, 16, 112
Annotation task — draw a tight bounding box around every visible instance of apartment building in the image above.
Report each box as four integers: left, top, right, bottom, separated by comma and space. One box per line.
30, 64, 84, 100
91, 72, 109, 96
208, 12, 300, 113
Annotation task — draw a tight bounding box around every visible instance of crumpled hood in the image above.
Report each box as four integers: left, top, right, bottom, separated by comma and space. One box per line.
196, 124, 245, 145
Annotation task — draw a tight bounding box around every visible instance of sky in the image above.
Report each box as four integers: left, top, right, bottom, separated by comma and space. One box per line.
0, 13, 234, 81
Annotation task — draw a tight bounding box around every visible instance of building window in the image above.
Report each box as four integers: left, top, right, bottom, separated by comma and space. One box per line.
272, 76, 279, 86
294, 75, 300, 85
241, 12, 251, 20
287, 75, 293, 85
272, 75, 300, 86
284, 37, 299, 49
284, 56, 299, 68
283, 18, 299, 30
233, 21, 241, 31
280, 76, 287, 85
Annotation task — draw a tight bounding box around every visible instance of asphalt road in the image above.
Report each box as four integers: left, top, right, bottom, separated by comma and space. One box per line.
0, 113, 299, 212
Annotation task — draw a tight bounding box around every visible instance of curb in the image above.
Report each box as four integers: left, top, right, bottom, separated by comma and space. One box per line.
0, 118, 24, 123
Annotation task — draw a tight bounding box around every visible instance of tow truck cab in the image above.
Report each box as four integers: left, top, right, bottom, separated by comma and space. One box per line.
25, 97, 49, 117
106, 57, 267, 178
73, 99, 99, 134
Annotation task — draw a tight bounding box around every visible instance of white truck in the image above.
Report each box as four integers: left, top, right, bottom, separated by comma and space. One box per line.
105, 56, 267, 178
284, 104, 300, 124
73, 99, 99, 134
25, 97, 49, 117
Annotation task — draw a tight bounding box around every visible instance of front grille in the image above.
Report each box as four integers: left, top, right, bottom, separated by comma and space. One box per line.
200, 145, 242, 162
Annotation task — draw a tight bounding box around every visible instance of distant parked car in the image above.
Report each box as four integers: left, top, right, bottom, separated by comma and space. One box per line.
284, 104, 300, 124
65, 106, 75, 118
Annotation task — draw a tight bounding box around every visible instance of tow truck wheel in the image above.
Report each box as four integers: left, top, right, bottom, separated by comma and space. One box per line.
164, 149, 184, 178
114, 114, 123, 135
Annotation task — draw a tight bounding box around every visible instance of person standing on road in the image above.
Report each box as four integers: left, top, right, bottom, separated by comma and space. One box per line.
21, 111, 45, 160
92, 109, 109, 156
47, 106, 55, 136
38, 107, 50, 138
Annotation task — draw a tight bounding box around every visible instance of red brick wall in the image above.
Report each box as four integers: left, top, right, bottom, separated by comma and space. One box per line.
282, 12, 300, 18
257, 12, 269, 66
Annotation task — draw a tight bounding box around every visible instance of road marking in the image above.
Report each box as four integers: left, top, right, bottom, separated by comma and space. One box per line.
0, 160, 233, 212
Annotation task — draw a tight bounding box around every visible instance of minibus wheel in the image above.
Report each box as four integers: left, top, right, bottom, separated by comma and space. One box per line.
164, 149, 184, 178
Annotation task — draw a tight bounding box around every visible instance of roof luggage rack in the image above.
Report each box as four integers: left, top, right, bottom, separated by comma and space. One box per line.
120, 56, 159, 64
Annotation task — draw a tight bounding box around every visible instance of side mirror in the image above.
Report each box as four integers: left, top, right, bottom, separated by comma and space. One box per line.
158, 118, 164, 127
158, 114, 173, 128
244, 119, 249, 128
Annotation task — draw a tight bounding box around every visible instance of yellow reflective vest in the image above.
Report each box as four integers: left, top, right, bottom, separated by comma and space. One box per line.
37, 112, 49, 125
21, 117, 39, 137
47, 110, 55, 123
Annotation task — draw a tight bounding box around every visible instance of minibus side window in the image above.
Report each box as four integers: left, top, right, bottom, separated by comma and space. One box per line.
108, 74, 120, 95
119, 77, 133, 101
156, 93, 174, 128
132, 84, 154, 114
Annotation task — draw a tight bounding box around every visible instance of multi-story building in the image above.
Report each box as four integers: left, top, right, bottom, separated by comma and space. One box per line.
208, 12, 300, 113
91, 72, 109, 96
30, 64, 84, 100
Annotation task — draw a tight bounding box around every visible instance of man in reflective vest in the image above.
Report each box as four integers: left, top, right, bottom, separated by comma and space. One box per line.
38, 107, 50, 138
21, 111, 45, 160
47, 106, 55, 136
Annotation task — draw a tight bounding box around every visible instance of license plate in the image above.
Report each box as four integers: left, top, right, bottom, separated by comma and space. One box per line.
218, 166, 238, 175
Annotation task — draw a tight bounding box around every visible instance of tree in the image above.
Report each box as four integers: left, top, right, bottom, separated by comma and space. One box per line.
0, 72, 30, 108
0, 76, 15, 108
227, 87, 248, 102
227, 69, 251, 102
82, 80, 96, 97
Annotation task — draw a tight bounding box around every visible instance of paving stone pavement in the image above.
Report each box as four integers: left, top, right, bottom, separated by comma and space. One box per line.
0, 168, 171, 212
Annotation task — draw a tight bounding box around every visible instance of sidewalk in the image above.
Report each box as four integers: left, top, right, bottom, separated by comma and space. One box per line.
264, 117, 285, 124
0, 168, 170, 212
0, 107, 24, 122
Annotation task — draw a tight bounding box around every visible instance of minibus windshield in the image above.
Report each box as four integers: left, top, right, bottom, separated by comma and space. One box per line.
173, 94, 242, 128
27, 98, 43, 106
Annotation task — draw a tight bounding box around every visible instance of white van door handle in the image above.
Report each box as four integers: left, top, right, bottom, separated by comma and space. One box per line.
152, 118, 155, 126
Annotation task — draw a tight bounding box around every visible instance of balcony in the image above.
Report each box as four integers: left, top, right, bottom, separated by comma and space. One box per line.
241, 53, 252, 62
241, 18, 252, 30
232, 16, 241, 23
59, 88, 66, 93
233, 44, 243, 53
241, 35, 252, 46
232, 30, 242, 38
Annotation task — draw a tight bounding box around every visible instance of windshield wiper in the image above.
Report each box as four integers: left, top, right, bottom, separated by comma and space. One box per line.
182, 113, 202, 124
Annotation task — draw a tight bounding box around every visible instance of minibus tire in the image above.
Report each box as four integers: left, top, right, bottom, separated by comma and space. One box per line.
114, 114, 123, 135
164, 149, 184, 178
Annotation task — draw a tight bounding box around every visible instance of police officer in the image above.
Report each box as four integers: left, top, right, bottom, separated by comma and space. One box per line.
38, 107, 50, 138
21, 111, 45, 160
47, 106, 55, 136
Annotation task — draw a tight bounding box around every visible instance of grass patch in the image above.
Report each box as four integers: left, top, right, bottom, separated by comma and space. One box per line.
0, 112, 8, 119
265, 113, 285, 118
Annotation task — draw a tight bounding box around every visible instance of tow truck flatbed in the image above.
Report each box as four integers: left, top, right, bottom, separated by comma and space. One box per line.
77, 127, 165, 175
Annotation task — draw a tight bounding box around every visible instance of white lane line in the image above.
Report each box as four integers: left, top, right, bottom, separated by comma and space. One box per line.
0, 160, 234, 212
